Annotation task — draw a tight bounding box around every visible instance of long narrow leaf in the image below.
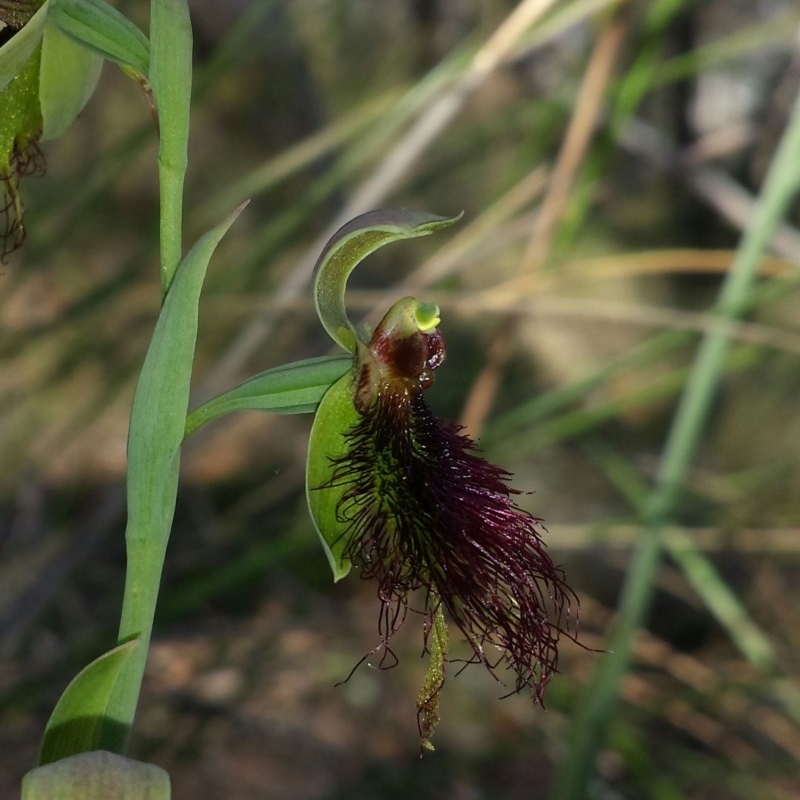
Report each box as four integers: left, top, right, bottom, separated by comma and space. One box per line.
104, 203, 246, 752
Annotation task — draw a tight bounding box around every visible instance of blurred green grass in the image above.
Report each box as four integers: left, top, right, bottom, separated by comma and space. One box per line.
2, 1, 800, 798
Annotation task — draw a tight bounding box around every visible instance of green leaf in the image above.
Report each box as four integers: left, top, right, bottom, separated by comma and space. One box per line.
126, 203, 247, 536
103, 205, 247, 752
185, 354, 352, 438
39, 21, 103, 140
0, 1, 49, 92
305, 371, 360, 581
38, 641, 138, 765
47, 0, 150, 79
313, 209, 462, 352
23, 751, 170, 800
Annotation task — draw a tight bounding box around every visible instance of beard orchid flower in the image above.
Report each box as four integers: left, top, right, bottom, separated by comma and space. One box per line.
305, 210, 578, 749
1, 0, 150, 259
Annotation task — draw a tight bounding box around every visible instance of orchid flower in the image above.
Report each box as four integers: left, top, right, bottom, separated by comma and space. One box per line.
0, 0, 150, 259
305, 209, 577, 749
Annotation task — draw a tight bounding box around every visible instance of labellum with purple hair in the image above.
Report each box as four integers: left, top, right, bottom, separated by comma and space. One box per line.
306, 209, 577, 750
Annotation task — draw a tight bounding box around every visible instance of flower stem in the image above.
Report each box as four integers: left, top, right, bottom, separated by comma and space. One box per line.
150, 0, 191, 294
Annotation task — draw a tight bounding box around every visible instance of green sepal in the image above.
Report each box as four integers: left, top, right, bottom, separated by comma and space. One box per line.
47, 0, 150, 80
184, 354, 352, 439
23, 750, 170, 800
305, 370, 360, 581
313, 209, 462, 352
38, 640, 138, 766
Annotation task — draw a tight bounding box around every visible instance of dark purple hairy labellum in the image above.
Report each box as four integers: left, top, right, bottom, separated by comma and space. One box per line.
328, 362, 577, 702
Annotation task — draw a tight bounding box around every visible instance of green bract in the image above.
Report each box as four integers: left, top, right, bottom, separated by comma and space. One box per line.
38, 641, 138, 766
305, 209, 461, 580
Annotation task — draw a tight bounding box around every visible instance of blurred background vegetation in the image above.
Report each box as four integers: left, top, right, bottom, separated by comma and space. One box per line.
2, 0, 800, 797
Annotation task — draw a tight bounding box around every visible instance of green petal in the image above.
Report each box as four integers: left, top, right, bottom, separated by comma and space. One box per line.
184, 354, 351, 438
39, 21, 102, 140
313, 209, 462, 352
305, 370, 359, 581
